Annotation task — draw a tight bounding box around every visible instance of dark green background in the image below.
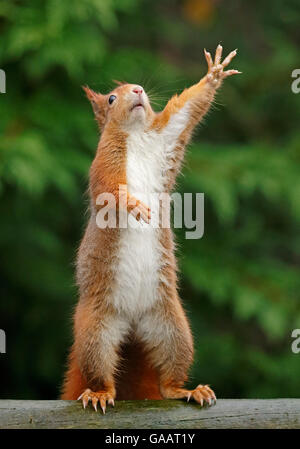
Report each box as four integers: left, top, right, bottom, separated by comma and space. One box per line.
0, 0, 299, 400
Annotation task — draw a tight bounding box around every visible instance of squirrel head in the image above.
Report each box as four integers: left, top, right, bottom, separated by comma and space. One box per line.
83, 83, 154, 132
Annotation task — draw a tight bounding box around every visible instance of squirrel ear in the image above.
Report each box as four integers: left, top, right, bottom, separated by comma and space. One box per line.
82, 86, 106, 128
113, 79, 127, 86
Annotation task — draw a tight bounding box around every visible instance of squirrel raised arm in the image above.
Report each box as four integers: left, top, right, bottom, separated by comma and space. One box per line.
151, 45, 240, 186
153, 45, 240, 137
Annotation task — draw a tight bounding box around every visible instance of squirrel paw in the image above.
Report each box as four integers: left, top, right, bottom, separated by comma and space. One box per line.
119, 187, 151, 224
161, 383, 216, 407
204, 45, 241, 87
128, 195, 151, 224
77, 388, 115, 414
187, 384, 217, 407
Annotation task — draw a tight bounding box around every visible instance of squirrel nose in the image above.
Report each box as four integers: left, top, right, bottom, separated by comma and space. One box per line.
133, 87, 143, 95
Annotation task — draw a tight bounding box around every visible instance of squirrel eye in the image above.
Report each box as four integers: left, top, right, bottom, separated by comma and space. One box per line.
108, 95, 116, 105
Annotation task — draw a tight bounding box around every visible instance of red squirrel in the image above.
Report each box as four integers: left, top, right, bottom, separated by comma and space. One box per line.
61, 45, 240, 413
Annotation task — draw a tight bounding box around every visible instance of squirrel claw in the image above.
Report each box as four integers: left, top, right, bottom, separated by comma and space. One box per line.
77, 391, 90, 409
100, 397, 107, 414
92, 397, 98, 412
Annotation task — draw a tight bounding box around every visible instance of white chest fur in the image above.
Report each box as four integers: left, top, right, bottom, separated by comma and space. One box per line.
111, 129, 166, 318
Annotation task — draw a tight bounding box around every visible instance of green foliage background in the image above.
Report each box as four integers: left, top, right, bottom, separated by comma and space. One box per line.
0, 0, 299, 399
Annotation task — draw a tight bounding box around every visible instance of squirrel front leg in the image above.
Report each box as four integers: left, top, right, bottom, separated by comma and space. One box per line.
90, 154, 151, 224
152, 45, 240, 186
156, 45, 240, 134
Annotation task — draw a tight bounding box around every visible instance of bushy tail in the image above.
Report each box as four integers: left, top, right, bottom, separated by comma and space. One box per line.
61, 347, 87, 400
116, 340, 161, 400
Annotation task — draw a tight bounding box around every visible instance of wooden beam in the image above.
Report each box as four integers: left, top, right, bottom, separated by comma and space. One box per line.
0, 399, 299, 429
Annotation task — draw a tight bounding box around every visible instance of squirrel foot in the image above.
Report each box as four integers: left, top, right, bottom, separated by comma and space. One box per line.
127, 194, 151, 223
161, 383, 216, 407
187, 384, 217, 406
77, 388, 115, 414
